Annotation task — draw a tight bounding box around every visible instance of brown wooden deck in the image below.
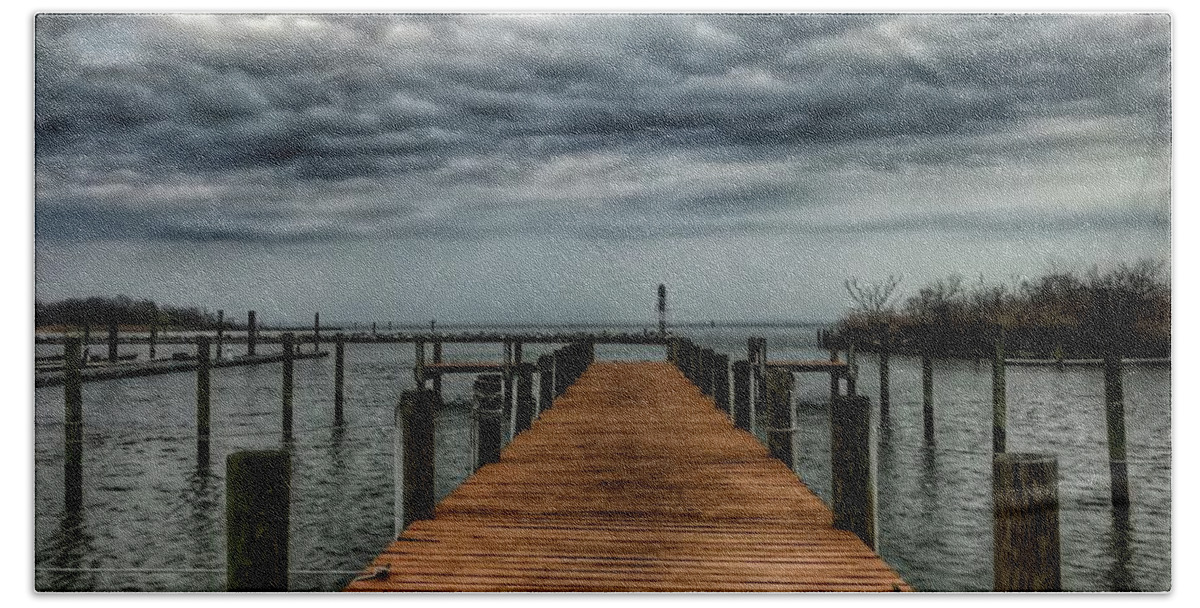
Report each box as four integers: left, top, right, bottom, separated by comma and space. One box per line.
346, 361, 910, 592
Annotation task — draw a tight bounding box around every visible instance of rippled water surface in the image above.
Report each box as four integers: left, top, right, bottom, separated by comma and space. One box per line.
34, 325, 1170, 591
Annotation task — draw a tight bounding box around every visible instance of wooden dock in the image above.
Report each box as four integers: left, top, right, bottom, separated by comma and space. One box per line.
346, 361, 910, 592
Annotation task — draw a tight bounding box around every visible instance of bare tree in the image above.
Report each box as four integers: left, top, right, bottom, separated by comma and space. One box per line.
844, 275, 903, 315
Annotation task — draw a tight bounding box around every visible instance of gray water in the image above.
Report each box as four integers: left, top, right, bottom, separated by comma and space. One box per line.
33, 325, 1170, 592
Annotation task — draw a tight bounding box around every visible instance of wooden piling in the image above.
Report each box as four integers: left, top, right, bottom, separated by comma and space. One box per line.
196, 336, 211, 469
993, 453, 1060, 591
334, 334, 345, 425
414, 340, 426, 387
397, 389, 436, 533
714, 353, 730, 415
992, 329, 1007, 454
281, 333, 294, 440
502, 341, 515, 436
829, 348, 840, 405
107, 321, 118, 363
847, 343, 857, 396
247, 310, 257, 357
922, 349, 934, 441
474, 376, 504, 468
515, 365, 535, 435
537, 354, 553, 414
215, 310, 225, 361
82, 323, 91, 366
431, 342, 443, 398
1104, 351, 1129, 507
732, 360, 752, 431
149, 320, 157, 361
765, 368, 795, 471
226, 450, 290, 592
63, 337, 83, 513
313, 312, 320, 352
878, 332, 891, 418
831, 394, 875, 550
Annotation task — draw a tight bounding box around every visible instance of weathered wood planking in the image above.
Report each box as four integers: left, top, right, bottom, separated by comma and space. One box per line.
347, 361, 910, 592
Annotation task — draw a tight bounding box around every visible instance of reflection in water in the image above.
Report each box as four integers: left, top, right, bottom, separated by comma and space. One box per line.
42, 508, 94, 591
1107, 504, 1134, 591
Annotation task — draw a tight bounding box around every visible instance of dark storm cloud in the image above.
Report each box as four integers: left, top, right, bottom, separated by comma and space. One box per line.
34, 13, 1171, 243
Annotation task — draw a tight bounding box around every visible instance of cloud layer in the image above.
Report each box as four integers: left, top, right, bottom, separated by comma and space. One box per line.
35, 13, 1171, 245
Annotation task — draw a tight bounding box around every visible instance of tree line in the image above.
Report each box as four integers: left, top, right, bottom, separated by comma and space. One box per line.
833, 260, 1170, 358
35, 295, 221, 329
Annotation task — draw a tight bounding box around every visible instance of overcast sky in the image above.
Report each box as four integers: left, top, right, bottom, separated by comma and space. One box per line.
33, 13, 1170, 326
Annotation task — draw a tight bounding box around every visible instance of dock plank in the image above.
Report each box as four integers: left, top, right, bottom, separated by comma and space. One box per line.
346, 361, 910, 592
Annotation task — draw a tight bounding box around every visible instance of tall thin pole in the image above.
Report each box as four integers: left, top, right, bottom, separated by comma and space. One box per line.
657, 284, 667, 335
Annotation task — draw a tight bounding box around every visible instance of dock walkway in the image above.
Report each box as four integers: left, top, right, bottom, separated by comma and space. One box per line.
347, 361, 910, 592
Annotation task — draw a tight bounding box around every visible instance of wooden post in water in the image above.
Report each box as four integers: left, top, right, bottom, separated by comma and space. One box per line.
396, 389, 436, 534
431, 342, 443, 398
63, 337, 83, 513
765, 368, 795, 471
878, 329, 891, 418
847, 342, 857, 396
246, 310, 257, 357
226, 450, 290, 592
1104, 351, 1130, 507
993, 453, 1060, 591
831, 394, 875, 549
107, 321, 118, 363
473, 375, 504, 468
196, 336, 211, 469
413, 340, 426, 387
714, 353, 730, 415
82, 323, 91, 366
516, 365, 535, 435
312, 312, 320, 352
502, 340, 514, 436
215, 310, 224, 360
992, 328, 1007, 454
732, 360, 752, 431
280, 333, 294, 441
922, 347, 934, 442
829, 348, 840, 405
149, 319, 157, 361
537, 354, 553, 414
334, 334, 345, 426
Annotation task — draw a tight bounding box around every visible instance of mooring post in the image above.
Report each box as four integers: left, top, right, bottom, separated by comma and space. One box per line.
107, 321, 118, 363
226, 450, 290, 592
396, 389, 436, 535
82, 323, 91, 366
280, 333, 294, 441
832, 394, 875, 549
714, 353, 730, 415
1104, 350, 1130, 507
502, 340, 515, 436
878, 329, 891, 418
473, 375, 504, 468
413, 340, 426, 387
829, 348, 840, 405
992, 327, 1007, 454
63, 337, 83, 513
247, 310, 257, 357
431, 341, 443, 399
196, 336, 211, 469
993, 453, 1061, 591
922, 347, 934, 442
538, 354, 553, 414
765, 368, 795, 471
215, 309, 224, 361
311, 312, 319, 353
847, 342, 858, 396
732, 360, 752, 431
334, 334, 345, 425
516, 364, 535, 435
700, 349, 713, 396
149, 319, 157, 361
